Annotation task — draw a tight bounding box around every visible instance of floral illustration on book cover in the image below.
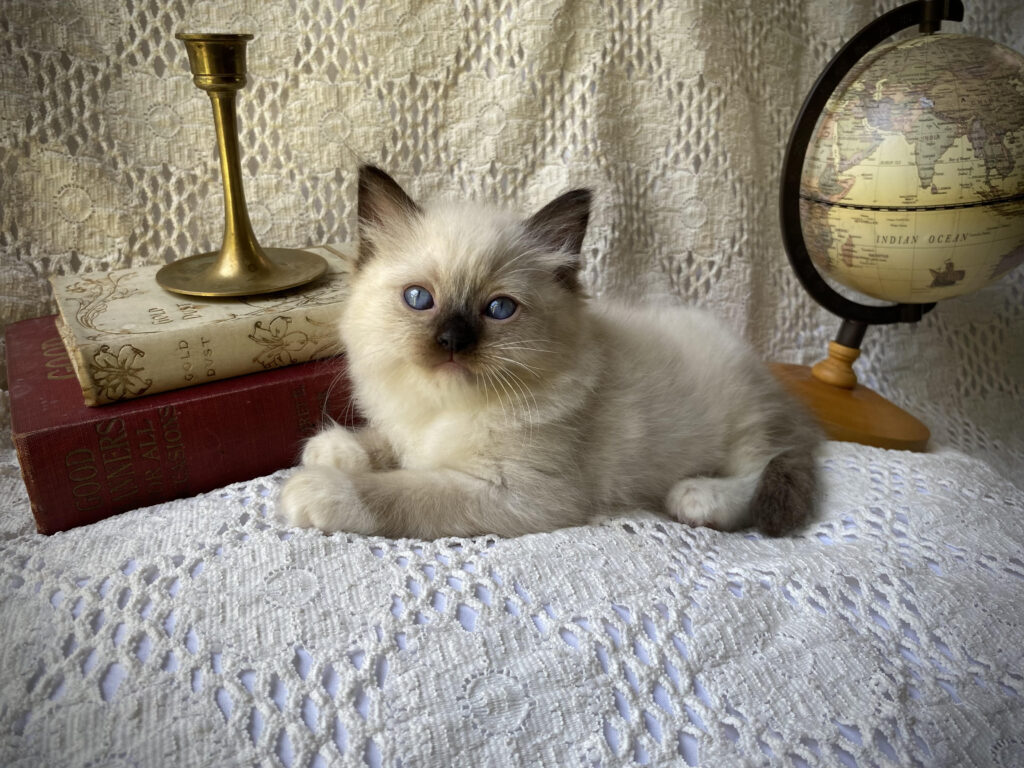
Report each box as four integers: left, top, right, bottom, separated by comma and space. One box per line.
51, 245, 354, 402
88, 344, 153, 401
248, 316, 337, 369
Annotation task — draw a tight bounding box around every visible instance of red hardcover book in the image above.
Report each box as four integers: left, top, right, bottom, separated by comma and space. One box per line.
7, 315, 359, 534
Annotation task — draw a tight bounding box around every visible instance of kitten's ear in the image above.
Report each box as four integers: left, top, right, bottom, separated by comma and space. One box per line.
525, 189, 591, 291
357, 165, 423, 267
526, 189, 591, 254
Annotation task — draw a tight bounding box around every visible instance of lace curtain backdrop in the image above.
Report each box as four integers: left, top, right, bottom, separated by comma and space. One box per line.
1, 1, 1023, 767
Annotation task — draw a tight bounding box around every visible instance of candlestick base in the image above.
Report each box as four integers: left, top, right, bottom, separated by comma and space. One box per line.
156, 247, 327, 297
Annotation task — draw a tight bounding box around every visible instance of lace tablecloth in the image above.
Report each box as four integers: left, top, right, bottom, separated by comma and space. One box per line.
2, 442, 1023, 766
2, 0, 1023, 765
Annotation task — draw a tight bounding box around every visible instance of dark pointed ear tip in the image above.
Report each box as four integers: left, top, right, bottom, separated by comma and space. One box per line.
533, 188, 591, 219
359, 165, 390, 183
561, 189, 592, 208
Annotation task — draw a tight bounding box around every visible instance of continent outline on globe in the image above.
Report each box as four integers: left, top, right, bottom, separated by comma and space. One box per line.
800, 32, 1024, 304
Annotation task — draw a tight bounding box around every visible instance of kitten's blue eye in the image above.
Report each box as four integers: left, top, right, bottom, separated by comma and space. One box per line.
485, 296, 518, 320
403, 286, 434, 310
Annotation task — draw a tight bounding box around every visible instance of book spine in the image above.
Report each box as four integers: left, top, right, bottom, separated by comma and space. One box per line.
12, 323, 358, 534
62, 306, 342, 406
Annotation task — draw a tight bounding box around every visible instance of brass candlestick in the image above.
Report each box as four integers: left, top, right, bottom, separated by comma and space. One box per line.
157, 33, 326, 297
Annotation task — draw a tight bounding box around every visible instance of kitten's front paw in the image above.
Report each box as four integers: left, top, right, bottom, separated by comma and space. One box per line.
301, 425, 372, 473
666, 477, 750, 532
278, 466, 378, 535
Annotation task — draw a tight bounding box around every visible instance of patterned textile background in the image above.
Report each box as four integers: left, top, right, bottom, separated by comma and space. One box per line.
1, 2, 1024, 768
2, 0, 1023, 473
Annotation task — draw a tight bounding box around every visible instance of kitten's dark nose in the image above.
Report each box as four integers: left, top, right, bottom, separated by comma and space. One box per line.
435, 315, 478, 354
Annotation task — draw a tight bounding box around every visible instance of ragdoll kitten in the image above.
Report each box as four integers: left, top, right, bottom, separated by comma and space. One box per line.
279, 165, 820, 539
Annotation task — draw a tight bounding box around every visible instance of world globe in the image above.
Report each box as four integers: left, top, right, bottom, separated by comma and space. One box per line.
774, 2, 1024, 453
798, 33, 1024, 305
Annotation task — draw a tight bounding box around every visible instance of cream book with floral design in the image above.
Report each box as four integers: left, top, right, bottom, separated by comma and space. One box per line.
50, 244, 354, 405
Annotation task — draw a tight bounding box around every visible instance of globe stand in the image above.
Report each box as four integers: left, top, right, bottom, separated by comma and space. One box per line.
775, 0, 966, 452
771, 322, 931, 452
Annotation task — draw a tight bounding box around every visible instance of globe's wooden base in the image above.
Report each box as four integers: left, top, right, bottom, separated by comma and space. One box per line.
771, 360, 930, 452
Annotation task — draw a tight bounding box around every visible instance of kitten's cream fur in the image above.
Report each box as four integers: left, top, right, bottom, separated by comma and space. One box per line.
280, 166, 820, 539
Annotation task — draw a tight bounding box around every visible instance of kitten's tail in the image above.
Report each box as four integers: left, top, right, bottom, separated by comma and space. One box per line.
751, 446, 819, 537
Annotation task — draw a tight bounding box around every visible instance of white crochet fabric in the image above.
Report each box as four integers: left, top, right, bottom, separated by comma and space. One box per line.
2, 446, 1024, 767
2, 1, 1023, 766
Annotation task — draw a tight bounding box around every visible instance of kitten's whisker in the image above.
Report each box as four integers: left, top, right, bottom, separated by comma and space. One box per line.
475, 370, 492, 412
503, 368, 538, 445
498, 266, 565, 281
490, 336, 570, 349
490, 364, 536, 435
497, 247, 546, 274
493, 366, 533, 435
321, 360, 359, 431
489, 355, 543, 378
484, 365, 518, 428
486, 371, 513, 429
488, 343, 554, 355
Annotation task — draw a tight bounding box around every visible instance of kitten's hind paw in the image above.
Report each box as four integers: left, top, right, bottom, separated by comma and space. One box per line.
300, 425, 373, 473
665, 476, 754, 532
278, 466, 378, 535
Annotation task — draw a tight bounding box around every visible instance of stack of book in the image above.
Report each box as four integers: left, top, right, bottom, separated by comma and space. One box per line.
7, 244, 360, 534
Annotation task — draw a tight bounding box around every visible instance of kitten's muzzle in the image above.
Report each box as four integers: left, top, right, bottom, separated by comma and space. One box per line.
435, 314, 479, 354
